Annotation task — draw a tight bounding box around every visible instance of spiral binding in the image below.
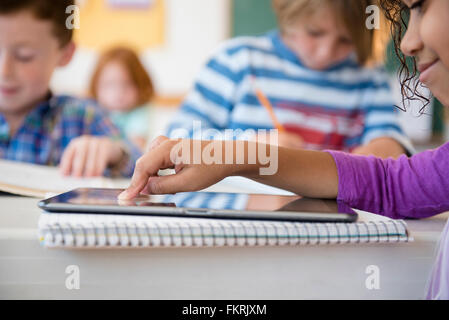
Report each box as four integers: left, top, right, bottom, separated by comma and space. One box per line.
38, 213, 412, 248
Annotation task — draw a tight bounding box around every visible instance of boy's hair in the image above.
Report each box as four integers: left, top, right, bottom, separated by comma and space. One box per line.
89, 46, 155, 108
272, 0, 382, 66
0, 0, 74, 47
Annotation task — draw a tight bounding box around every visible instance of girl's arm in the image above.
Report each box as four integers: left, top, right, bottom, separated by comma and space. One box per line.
237, 146, 338, 199
118, 136, 338, 200
328, 146, 449, 219
119, 136, 449, 220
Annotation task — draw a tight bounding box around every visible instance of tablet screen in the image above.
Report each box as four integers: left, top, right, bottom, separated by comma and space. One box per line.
39, 188, 357, 223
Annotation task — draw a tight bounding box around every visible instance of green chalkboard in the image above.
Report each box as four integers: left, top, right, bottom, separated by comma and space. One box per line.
232, 0, 277, 37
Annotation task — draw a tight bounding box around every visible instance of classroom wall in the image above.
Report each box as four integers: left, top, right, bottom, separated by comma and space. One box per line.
50, 0, 231, 97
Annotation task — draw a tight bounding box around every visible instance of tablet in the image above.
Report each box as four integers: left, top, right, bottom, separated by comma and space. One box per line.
38, 188, 358, 223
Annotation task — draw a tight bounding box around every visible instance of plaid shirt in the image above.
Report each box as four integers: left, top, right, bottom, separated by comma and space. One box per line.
0, 94, 142, 177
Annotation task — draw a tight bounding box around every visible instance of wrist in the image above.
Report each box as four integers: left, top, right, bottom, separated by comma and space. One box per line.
226, 140, 262, 177
229, 162, 260, 178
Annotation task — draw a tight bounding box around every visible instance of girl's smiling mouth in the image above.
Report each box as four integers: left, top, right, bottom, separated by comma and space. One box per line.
418, 59, 439, 83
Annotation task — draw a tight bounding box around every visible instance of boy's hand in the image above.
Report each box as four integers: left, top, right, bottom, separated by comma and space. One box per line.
351, 137, 406, 159
59, 135, 125, 177
252, 131, 304, 149
118, 136, 235, 200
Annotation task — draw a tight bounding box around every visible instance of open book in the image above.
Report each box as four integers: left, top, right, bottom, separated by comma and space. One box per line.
0, 159, 292, 198
0, 159, 130, 198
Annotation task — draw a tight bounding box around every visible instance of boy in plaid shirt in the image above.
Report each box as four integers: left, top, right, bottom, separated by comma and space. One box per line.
0, 0, 141, 177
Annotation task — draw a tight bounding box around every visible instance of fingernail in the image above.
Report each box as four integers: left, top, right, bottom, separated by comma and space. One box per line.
118, 190, 129, 200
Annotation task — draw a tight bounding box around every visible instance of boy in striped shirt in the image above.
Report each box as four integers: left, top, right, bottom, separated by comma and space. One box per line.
167, 0, 414, 158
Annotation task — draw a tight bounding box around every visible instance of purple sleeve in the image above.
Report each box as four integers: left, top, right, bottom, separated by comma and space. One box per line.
326, 142, 449, 219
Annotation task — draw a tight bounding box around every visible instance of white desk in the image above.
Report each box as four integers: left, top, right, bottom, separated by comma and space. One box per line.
0, 195, 448, 299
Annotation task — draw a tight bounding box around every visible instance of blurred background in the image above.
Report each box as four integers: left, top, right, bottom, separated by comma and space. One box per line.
51, 0, 448, 150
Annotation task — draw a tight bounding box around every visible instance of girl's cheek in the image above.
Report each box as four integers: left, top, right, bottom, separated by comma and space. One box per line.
421, 5, 449, 67
434, 31, 449, 70
433, 2, 449, 67
126, 88, 140, 106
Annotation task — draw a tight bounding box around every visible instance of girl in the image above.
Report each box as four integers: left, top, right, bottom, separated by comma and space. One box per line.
165, 0, 413, 159
89, 46, 154, 151
119, 0, 449, 299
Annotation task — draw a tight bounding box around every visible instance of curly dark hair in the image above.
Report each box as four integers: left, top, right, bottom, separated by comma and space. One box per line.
379, 0, 430, 112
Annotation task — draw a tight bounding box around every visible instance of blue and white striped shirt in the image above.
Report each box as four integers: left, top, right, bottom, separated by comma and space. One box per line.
167, 31, 413, 153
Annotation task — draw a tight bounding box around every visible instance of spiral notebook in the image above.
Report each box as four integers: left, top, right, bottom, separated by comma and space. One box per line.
38, 211, 412, 248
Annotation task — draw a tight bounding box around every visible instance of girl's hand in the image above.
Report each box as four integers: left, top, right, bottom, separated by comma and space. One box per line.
118, 136, 237, 200
59, 135, 125, 177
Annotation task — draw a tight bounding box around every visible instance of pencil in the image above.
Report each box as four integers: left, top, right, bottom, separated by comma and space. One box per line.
254, 88, 286, 133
